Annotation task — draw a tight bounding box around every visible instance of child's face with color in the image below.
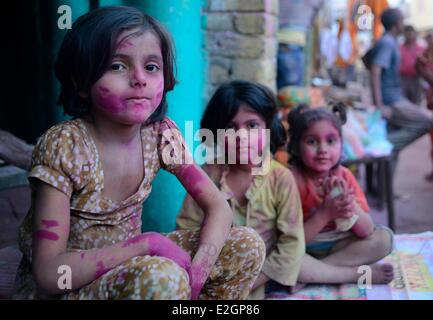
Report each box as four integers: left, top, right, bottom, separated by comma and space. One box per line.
299, 119, 342, 176
87, 29, 164, 125
224, 106, 267, 165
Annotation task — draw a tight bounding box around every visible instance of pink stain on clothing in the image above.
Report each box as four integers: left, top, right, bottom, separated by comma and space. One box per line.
41, 219, 59, 228
80, 252, 85, 260
121, 234, 148, 248
178, 165, 207, 199
34, 230, 59, 241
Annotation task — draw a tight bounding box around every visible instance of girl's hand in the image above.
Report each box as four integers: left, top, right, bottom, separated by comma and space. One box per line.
319, 177, 355, 221
144, 232, 192, 272
188, 263, 207, 300
187, 242, 219, 300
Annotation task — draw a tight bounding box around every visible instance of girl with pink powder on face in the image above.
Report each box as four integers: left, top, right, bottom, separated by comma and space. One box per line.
14, 6, 265, 300
177, 80, 306, 299
286, 104, 395, 289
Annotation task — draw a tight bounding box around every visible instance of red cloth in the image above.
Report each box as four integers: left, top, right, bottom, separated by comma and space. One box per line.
290, 165, 369, 232
400, 43, 424, 77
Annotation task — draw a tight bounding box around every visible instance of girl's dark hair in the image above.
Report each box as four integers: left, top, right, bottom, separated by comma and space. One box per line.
55, 6, 176, 122
200, 80, 286, 154
287, 102, 347, 167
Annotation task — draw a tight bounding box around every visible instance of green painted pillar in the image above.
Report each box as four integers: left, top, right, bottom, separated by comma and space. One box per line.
122, 0, 204, 232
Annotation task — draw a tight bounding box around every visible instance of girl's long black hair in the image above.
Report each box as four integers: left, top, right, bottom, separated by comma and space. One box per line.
201, 80, 286, 154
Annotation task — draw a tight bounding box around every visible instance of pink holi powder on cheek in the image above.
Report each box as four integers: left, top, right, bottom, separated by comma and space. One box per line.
99, 86, 110, 93
178, 166, 207, 199
94, 86, 127, 114
41, 219, 59, 228
152, 80, 164, 107
34, 230, 59, 241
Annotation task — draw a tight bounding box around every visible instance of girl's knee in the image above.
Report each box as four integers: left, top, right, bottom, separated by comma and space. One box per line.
124, 256, 190, 299
370, 227, 394, 257
227, 227, 266, 268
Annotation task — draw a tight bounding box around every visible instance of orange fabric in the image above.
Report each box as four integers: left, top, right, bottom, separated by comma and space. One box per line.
290, 165, 370, 232
365, 0, 389, 41
335, 7, 359, 67
275, 149, 290, 166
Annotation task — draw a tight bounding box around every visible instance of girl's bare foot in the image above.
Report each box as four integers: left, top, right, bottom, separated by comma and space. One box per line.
370, 263, 394, 284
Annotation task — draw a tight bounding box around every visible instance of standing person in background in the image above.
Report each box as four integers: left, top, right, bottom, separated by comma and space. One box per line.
368, 8, 432, 168
416, 33, 433, 181
400, 25, 424, 105
277, 0, 324, 89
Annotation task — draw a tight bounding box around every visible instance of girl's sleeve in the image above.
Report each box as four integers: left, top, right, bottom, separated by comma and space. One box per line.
342, 167, 370, 212
157, 117, 194, 174
29, 124, 89, 198
261, 168, 306, 286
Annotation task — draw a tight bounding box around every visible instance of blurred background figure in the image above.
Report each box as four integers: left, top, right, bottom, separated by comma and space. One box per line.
400, 25, 424, 105
277, 0, 324, 89
416, 33, 433, 181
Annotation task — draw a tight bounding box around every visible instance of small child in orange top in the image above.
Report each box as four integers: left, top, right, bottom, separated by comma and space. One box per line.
287, 104, 395, 286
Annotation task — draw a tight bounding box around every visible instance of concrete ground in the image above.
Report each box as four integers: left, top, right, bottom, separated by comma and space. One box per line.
370, 134, 433, 233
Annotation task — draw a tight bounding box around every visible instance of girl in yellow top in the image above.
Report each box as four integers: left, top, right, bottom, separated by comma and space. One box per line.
177, 80, 305, 298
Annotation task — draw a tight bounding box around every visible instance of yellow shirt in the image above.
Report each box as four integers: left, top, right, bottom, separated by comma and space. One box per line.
177, 160, 306, 293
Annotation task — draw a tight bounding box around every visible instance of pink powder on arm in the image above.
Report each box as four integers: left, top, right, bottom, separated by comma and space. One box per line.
95, 260, 111, 278
41, 219, 60, 228
178, 165, 209, 199
34, 230, 59, 241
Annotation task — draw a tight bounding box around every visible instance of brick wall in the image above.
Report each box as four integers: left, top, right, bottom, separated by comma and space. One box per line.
203, 0, 279, 99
